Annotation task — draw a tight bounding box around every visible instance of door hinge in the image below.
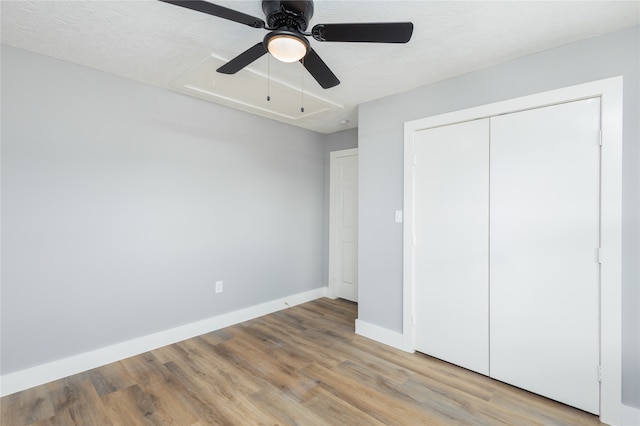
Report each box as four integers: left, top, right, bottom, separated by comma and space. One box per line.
598, 247, 603, 264
412, 314, 416, 326
598, 365, 602, 382
599, 129, 603, 146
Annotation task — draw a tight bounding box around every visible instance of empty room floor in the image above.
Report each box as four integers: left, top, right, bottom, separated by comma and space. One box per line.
1, 298, 601, 425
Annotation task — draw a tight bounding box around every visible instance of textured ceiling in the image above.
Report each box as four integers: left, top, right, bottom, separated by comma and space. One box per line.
2, 1, 639, 134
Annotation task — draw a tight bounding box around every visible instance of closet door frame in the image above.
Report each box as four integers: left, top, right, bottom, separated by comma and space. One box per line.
403, 76, 622, 425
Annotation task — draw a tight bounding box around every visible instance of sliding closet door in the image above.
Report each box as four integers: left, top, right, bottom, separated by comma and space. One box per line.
490, 99, 601, 414
414, 119, 490, 375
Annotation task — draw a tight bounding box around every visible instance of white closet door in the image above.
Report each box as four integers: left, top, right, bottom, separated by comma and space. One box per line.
490, 98, 601, 414
414, 119, 490, 375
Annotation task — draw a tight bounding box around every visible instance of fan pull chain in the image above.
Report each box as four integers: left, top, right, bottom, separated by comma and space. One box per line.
300, 58, 305, 113
267, 55, 271, 102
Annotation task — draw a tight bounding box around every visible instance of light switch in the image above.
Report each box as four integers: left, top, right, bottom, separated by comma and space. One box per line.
395, 210, 403, 223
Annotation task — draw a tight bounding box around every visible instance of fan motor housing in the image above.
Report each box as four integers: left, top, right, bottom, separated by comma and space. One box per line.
262, 0, 314, 31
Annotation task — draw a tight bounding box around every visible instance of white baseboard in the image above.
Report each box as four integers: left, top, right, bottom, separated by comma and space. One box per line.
355, 319, 405, 351
623, 403, 640, 426
1, 287, 330, 397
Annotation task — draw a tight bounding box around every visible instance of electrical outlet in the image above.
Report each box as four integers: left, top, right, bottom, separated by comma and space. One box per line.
215, 281, 223, 294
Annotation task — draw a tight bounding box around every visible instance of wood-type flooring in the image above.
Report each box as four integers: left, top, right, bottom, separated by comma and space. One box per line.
1, 297, 601, 425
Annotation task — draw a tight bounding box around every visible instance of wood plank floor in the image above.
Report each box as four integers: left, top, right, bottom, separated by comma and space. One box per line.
1, 298, 602, 425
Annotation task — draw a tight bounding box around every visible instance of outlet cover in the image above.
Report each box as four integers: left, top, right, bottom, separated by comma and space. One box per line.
215, 281, 223, 293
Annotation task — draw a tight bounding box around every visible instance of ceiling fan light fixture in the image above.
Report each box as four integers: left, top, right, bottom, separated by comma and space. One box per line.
265, 31, 309, 63
164, 0, 413, 89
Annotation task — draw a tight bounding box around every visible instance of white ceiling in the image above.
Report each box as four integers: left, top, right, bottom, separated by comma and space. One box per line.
2, 1, 638, 134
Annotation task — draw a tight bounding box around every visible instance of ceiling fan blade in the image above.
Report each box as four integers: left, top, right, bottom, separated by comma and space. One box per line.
312, 22, 413, 43
159, 0, 265, 28
217, 43, 267, 74
301, 48, 340, 89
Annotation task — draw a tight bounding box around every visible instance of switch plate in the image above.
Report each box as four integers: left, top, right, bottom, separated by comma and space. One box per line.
215, 281, 223, 293
395, 210, 403, 223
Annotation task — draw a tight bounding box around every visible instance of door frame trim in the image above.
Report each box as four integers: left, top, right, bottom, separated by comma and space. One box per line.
328, 148, 359, 300
403, 77, 623, 425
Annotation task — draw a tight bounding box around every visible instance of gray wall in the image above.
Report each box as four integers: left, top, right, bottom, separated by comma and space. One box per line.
358, 26, 640, 407
1, 45, 327, 374
322, 128, 358, 286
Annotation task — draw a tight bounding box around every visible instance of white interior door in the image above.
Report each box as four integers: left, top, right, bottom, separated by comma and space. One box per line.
329, 149, 358, 302
413, 119, 490, 375
490, 98, 601, 414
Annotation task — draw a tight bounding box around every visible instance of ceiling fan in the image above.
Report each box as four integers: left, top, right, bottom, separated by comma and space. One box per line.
159, 0, 414, 89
